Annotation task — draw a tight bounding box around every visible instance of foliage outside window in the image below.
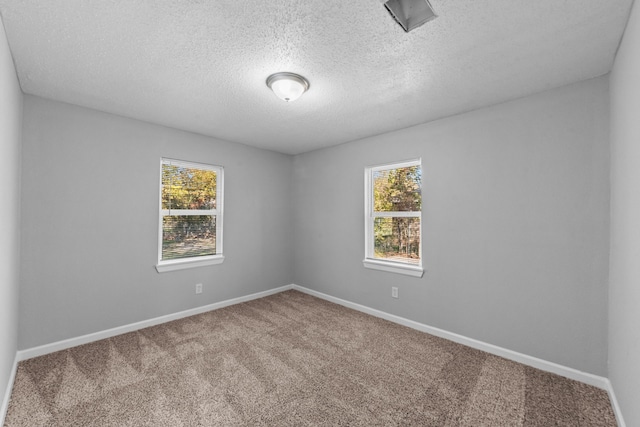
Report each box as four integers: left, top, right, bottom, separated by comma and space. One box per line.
364, 159, 423, 277
156, 158, 223, 272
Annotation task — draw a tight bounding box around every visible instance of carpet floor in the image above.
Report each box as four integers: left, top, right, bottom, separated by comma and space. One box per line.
5, 290, 616, 426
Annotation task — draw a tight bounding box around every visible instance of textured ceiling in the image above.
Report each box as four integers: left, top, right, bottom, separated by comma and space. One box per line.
0, 0, 634, 155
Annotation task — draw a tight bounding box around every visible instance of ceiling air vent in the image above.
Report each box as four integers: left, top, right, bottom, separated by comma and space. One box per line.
383, 0, 437, 33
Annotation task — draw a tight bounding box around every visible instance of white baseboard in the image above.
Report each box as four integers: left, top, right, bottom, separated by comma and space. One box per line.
0, 354, 18, 427
292, 284, 611, 390
604, 379, 626, 427
17, 285, 293, 361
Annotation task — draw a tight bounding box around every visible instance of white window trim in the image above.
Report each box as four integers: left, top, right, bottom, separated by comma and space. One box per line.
155, 158, 224, 273
363, 159, 424, 278
362, 258, 424, 277
155, 255, 225, 273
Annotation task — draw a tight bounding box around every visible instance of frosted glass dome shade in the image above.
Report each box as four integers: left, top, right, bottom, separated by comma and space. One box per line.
266, 72, 310, 102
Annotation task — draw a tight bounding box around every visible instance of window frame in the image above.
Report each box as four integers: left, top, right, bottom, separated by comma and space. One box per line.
363, 159, 424, 278
155, 158, 224, 273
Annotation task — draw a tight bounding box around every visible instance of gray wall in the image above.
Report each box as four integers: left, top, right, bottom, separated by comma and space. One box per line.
19, 95, 293, 349
0, 15, 22, 418
609, 0, 640, 424
293, 77, 610, 376
12, 51, 616, 390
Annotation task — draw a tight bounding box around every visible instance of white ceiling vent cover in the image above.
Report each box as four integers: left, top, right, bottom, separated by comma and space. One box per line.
383, 0, 437, 32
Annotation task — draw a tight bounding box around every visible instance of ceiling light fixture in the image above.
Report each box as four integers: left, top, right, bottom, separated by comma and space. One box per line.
266, 72, 310, 102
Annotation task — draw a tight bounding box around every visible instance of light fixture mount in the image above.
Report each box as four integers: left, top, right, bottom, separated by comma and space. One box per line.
266, 72, 310, 102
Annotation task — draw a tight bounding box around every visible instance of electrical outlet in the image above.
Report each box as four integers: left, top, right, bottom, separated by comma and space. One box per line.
195, 283, 203, 294
392, 286, 398, 299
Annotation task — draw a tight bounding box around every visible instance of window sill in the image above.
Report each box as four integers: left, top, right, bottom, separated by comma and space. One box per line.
156, 255, 225, 273
362, 258, 424, 278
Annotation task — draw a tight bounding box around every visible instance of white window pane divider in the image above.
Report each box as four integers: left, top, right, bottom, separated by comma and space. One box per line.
371, 211, 420, 218
161, 209, 216, 216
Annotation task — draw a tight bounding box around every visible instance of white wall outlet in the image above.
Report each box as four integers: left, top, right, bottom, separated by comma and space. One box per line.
392, 286, 398, 298
195, 283, 203, 294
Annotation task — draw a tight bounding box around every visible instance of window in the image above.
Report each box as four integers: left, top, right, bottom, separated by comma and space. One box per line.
364, 159, 423, 277
155, 158, 224, 272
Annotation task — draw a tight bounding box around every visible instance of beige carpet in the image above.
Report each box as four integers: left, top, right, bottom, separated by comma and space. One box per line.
5, 290, 616, 426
